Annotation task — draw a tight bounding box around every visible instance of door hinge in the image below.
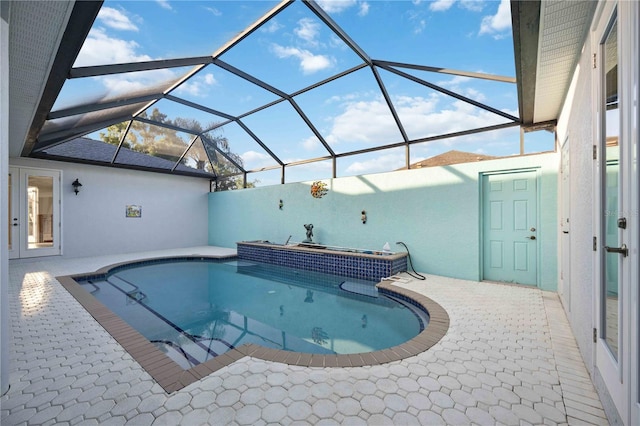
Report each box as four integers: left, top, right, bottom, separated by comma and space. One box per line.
593, 53, 597, 69
593, 327, 597, 343
593, 236, 597, 251
593, 145, 597, 160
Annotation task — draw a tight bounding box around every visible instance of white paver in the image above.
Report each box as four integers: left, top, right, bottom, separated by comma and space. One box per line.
0, 247, 610, 425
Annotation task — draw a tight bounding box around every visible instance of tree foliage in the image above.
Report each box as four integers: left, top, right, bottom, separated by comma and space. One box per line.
99, 108, 256, 190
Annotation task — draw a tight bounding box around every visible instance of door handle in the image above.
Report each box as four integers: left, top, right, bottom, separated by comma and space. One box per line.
604, 244, 628, 257
526, 236, 536, 240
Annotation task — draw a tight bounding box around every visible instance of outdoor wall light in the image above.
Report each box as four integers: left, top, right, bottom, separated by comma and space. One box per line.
72, 178, 82, 195
279, 199, 283, 210
361, 210, 367, 224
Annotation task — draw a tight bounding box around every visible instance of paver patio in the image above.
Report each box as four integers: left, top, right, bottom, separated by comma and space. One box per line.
1, 247, 608, 425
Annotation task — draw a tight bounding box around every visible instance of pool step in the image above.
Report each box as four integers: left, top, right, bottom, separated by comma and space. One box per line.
107, 275, 147, 303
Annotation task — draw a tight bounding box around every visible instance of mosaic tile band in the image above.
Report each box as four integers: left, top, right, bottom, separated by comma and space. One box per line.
237, 242, 407, 281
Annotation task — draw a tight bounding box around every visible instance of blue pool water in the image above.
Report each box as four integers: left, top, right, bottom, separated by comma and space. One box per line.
78, 258, 427, 369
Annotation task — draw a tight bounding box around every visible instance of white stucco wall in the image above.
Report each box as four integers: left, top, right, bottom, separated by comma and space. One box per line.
556, 44, 596, 372
9, 158, 210, 258
555, 3, 639, 423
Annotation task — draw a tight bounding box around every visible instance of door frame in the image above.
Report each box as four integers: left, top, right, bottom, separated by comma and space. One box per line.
620, 1, 639, 423
8, 166, 62, 259
630, 1, 640, 423
480, 167, 542, 287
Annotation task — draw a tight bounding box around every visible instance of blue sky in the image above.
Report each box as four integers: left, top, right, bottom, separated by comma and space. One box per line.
54, 0, 553, 186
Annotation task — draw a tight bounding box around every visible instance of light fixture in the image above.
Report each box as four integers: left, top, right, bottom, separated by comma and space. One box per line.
279, 199, 283, 210
361, 210, 367, 224
72, 178, 82, 195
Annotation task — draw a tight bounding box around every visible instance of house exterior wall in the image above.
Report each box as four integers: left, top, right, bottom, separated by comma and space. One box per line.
556, 31, 596, 374
9, 157, 210, 258
556, 1, 639, 424
209, 152, 558, 289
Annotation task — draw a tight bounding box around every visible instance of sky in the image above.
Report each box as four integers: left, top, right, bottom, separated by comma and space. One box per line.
53, 0, 553, 186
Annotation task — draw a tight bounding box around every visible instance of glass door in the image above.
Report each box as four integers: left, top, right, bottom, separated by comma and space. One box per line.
596, 8, 628, 421
7, 167, 61, 258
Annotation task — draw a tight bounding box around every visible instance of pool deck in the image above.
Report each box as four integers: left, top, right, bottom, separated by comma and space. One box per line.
1, 246, 609, 425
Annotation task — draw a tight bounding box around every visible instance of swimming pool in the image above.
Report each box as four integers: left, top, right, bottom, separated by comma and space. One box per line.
75, 258, 426, 368
59, 255, 449, 392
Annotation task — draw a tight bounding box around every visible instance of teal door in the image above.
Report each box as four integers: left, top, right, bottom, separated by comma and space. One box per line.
482, 171, 538, 285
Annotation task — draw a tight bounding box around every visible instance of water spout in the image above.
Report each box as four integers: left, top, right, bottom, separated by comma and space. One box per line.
303, 224, 314, 243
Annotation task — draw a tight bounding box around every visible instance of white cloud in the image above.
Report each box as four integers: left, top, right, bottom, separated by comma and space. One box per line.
412, 98, 514, 137
242, 150, 275, 169
409, 126, 519, 161
345, 152, 405, 174
75, 27, 151, 66
429, 0, 455, 12
174, 73, 217, 97
413, 19, 427, 34
437, 75, 472, 89
324, 97, 402, 146
75, 28, 186, 96
205, 6, 222, 17
463, 87, 487, 103
156, 0, 172, 11
271, 44, 334, 74
302, 135, 321, 151
322, 92, 511, 151
459, 0, 485, 13
294, 18, 321, 46
358, 2, 370, 16
97, 7, 139, 31
316, 0, 358, 13
100, 68, 176, 95
407, 10, 427, 34
204, 74, 216, 85
436, 75, 487, 99
428, 0, 485, 13
325, 93, 359, 104
479, 0, 511, 37
261, 20, 282, 34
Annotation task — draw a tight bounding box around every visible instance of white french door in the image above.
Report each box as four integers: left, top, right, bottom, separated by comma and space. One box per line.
594, 2, 638, 424
8, 167, 61, 259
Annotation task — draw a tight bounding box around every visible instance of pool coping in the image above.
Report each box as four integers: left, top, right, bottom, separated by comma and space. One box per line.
57, 256, 449, 393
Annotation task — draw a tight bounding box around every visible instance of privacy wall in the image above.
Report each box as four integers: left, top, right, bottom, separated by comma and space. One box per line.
10, 158, 210, 258
209, 153, 559, 290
